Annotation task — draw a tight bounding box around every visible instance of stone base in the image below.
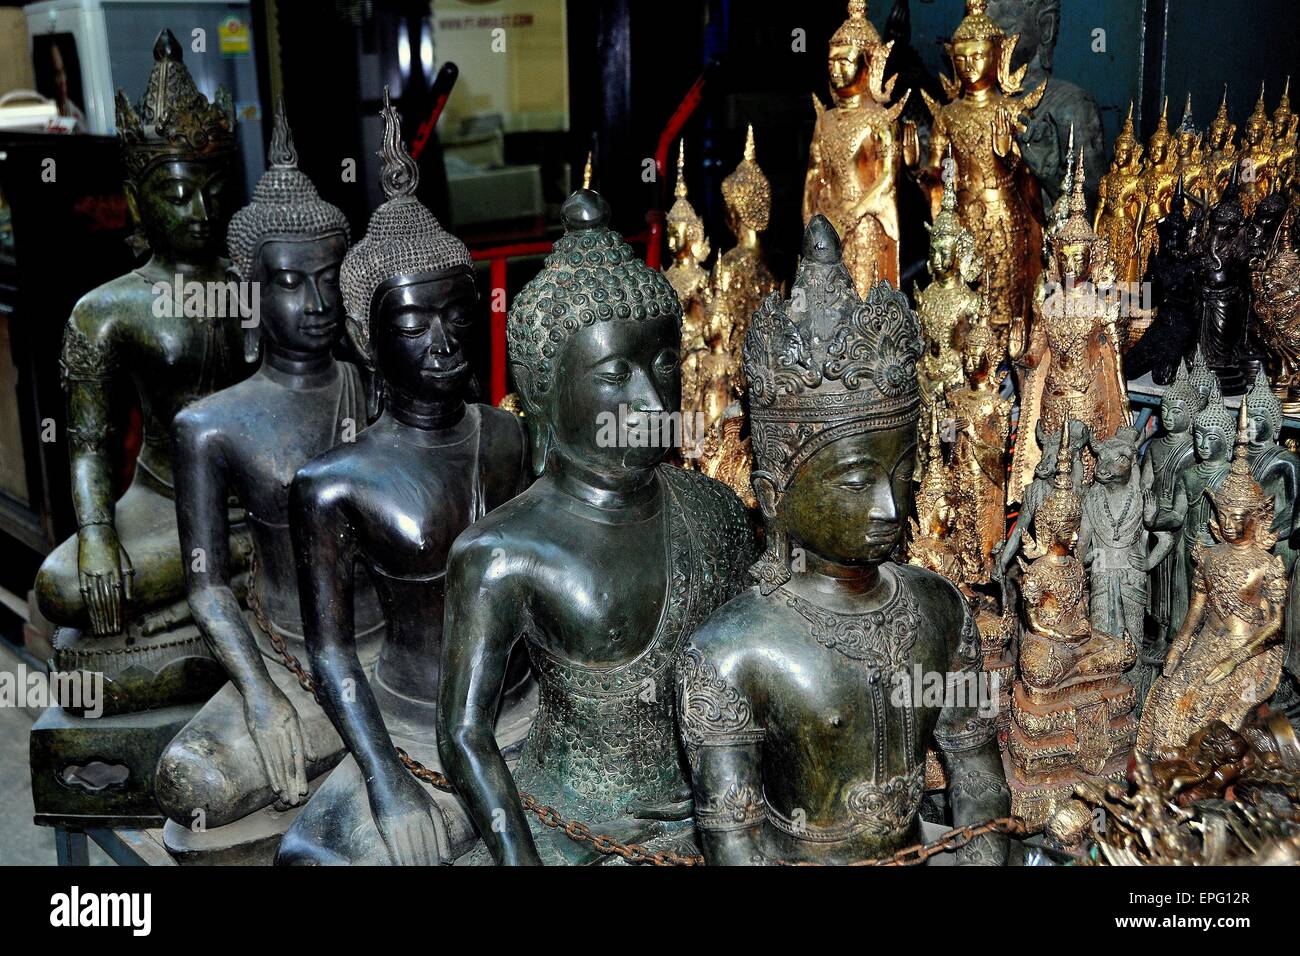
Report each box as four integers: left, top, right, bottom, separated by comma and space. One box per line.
162, 773, 328, 866
52, 625, 226, 718
1002, 749, 1128, 832
30, 702, 203, 829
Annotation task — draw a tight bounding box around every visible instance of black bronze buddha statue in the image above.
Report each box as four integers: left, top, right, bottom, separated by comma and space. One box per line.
677, 217, 1010, 865
437, 187, 755, 866
34, 30, 250, 709
274, 90, 533, 865
153, 101, 383, 856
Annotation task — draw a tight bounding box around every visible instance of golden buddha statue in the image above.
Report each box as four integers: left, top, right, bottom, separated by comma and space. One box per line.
914, 153, 981, 411
946, 300, 1012, 586
1094, 103, 1145, 284
1239, 84, 1277, 219
1172, 94, 1211, 207
908, 398, 964, 584
804, 0, 912, 293
1136, 403, 1286, 760
1011, 148, 1129, 501
1133, 98, 1178, 280
1206, 85, 1239, 201
714, 124, 780, 386
1006, 435, 1138, 830
1271, 77, 1296, 189
916, 0, 1045, 358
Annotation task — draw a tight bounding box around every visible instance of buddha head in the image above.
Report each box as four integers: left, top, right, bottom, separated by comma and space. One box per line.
1208, 87, 1236, 152
947, 0, 1009, 95
1174, 94, 1200, 161
1027, 432, 1081, 557
1146, 99, 1172, 166
1188, 349, 1217, 411
1246, 85, 1271, 147
115, 29, 236, 260
508, 188, 681, 480
227, 99, 350, 363
986, 0, 1059, 73
1245, 369, 1284, 446
1208, 402, 1276, 547
1160, 362, 1197, 435
1157, 175, 1193, 255
1273, 78, 1293, 139
341, 88, 476, 418
743, 216, 922, 592
1192, 390, 1234, 464
1112, 103, 1143, 170
961, 296, 996, 385
925, 154, 979, 282
827, 0, 880, 99
666, 140, 709, 266
1049, 148, 1105, 282
720, 126, 771, 243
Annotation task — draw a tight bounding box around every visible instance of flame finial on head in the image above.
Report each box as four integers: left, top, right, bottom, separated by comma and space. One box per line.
378, 86, 419, 200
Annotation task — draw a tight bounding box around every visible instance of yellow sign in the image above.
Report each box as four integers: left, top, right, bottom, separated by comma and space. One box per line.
219, 16, 251, 56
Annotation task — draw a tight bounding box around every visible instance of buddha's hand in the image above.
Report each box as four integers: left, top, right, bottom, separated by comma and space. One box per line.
76, 523, 133, 636
902, 121, 920, 169
373, 774, 449, 866
991, 108, 1015, 160
243, 684, 309, 807
1204, 657, 1238, 686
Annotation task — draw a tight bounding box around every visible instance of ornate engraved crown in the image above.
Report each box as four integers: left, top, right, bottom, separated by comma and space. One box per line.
1210, 402, 1274, 519
830, 0, 880, 51
1176, 92, 1198, 138
1247, 83, 1271, 132
341, 87, 471, 357
1149, 97, 1171, 146
1246, 369, 1284, 437
951, 0, 1003, 43
115, 30, 235, 181
666, 140, 708, 255
744, 216, 921, 487
1054, 146, 1103, 248
721, 125, 771, 232
1273, 76, 1293, 127
227, 98, 349, 281
1113, 102, 1142, 159
1209, 85, 1235, 141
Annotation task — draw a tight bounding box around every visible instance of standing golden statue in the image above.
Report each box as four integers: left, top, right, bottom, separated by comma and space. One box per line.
804, 0, 911, 293
1011, 148, 1129, 501
1271, 77, 1297, 189
1136, 404, 1286, 760
1251, 208, 1300, 414
1133, 98, 1178, 280
1094, 103, 1145, 284
1239, 84, 1277, 219
1172, 94, 1210, 206
916, 0, 1045, 362
946, 301, 1012, 585
908, 399, 964, 584
1206, 86, 1240, 201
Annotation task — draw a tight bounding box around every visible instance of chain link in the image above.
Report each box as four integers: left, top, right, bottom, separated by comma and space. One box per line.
248, 551, 1023, 866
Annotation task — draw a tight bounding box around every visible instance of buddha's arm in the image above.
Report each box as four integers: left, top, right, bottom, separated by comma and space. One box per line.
291, 469, 447, 864
1208, 565, 1287, 683
1152, 480, 1188, 531
1165, 585, 1208, 674
62, 315, 131, 635
439, 536, 539, 866
677, 643, 767, 865
174, 412, 308, 804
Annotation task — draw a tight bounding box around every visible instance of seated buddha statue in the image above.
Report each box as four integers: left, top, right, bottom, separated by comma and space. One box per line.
273, 90, 534, 865
34, 30, 250, 710
1007, 429, 1137, 830
676, 217, 1011, 866
153, 102, 383, 846
1138, 403, 1286, 760
436, 187, 753, 866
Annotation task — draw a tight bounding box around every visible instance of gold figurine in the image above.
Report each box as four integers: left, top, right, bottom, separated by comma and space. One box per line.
1271, 76, 1296, 189
1011, 148, 1129, 501
1094, 103, 1145, 284
1206, 85, 1239, 201
1133, 97, 1178, 280
804, 0, 911, 293
1250, 208, 1300, 418
916, 0, 1045, 361
1239, 84, 1277, 219
1006, 434, 1138, 830
1136, 404, 1286, 760
908, 398, 964, 583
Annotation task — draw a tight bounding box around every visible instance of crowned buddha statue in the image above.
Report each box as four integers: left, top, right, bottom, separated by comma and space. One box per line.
437, 188, 753, 866
1011, 149, 1129, 502
676, 216, 1010, 866
1093, 104, 1145, 285
1140, 362, 1204, 691
153, 102, 382, 857
1006, 434, 1137, 830
1206, 87, 1240, 202
1132, 99, 1179, 281
914, 154, 981, 417
1171, 95, 1210, 208
916, 0, 1045, 362
1137, 404, 1286, 760
1250, 208, 1300, 415
1153, 382, 1235, 653
986, 0, 1105, 209
33, 30, 249, 711
272, 91, 534, 866
804, 0, 913, 293
1238, 85, 1278, 220
665, 139, 713, 455
909, 399, 964, 584
995, 421, 1082, 598
1270, 78, 1296, 189
946, 302, 1012, 586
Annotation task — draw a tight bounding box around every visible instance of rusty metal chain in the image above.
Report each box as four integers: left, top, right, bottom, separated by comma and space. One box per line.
247, 552, 1024, 866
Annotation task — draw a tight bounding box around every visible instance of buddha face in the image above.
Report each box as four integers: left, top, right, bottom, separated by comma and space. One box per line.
780, 426, 916, 567
1175, 131, 1198, 159
962, 338, 991, 381
1247, 117, 1269, 146
1247, 409, 1273, 445
1160, 397, 1191, 434
548, 315, 680, 477
1211, 503, 1255, 544
828, 43, 868, 97
1115, 139, 1135, 167
254, 234, 347, 355
1193, 422, 1229, 462
373, 269, 477, 403
1209, 120, 1234, 150
950, 38, 997, 93
1148, 135, 1170, 166
1056, 240, 1091, 280
129, 158, 230, 258
928, 233, 957, 278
